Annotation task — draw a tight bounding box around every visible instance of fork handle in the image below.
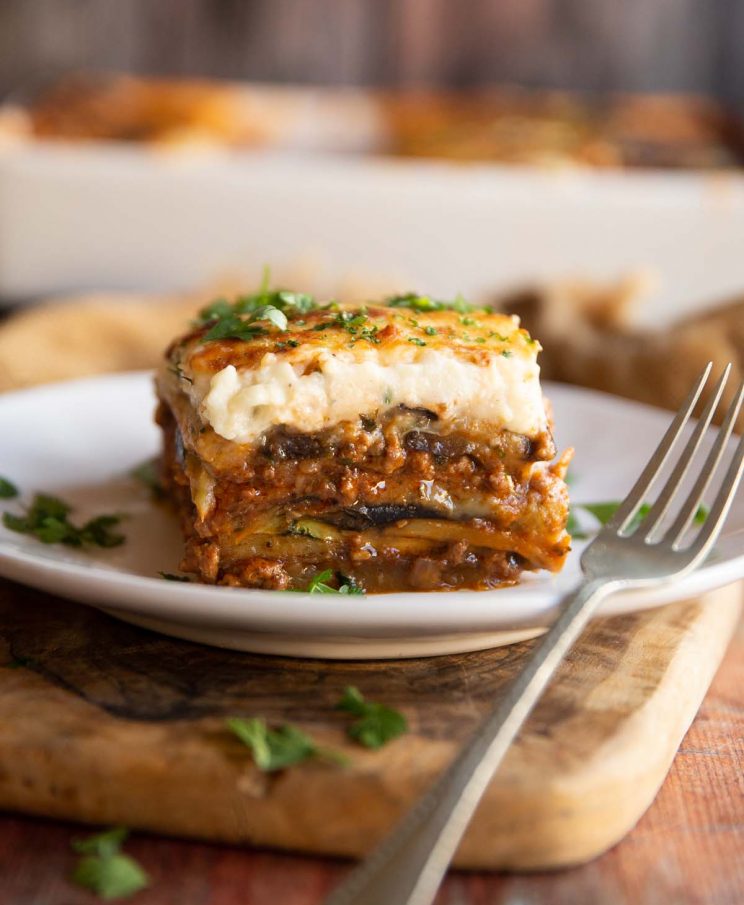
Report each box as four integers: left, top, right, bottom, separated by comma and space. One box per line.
324, 577, 624, 905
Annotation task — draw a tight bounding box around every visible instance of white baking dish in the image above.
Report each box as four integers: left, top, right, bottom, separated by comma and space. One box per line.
1, 138, 744, 324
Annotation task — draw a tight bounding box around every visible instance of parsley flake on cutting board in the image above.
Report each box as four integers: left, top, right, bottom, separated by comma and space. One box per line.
337, 686, 408, 749
226, 717, 347, 771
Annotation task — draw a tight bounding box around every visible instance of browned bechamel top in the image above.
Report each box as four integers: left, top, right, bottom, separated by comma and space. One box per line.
172, 302, 536, 380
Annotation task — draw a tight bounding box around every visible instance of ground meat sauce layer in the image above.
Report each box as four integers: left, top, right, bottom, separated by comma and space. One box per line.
156, 399, 571, 592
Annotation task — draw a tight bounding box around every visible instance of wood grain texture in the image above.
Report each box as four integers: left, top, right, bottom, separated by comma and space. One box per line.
0, 578, 739, 872
0, 618, 742, 905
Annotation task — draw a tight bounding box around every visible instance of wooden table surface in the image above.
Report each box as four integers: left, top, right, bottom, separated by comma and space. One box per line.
1, 621, 741, 905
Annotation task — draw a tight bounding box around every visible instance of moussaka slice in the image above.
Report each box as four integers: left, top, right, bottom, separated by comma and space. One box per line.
155, 290, 572, 592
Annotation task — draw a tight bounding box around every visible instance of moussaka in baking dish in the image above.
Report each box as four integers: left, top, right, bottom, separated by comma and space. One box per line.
156, 289, 571, 592
12, 75, 744, 170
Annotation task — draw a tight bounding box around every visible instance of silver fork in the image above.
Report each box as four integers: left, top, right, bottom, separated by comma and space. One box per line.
324, 363, 744, 905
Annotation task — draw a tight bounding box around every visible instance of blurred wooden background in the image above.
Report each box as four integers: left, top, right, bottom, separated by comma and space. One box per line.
1, 0, 743, 103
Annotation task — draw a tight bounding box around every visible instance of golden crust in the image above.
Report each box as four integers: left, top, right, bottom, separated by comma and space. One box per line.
171, 305, 535, 381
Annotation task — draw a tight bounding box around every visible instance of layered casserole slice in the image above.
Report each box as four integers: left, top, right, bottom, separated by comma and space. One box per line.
156, 290, 572, 592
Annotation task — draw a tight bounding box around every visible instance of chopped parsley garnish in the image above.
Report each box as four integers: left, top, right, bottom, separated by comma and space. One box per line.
202, 313, 266, 342
197, 296, 234, 323
266, 291, 319, 314
306, 569, 338, 592
2, 494, 125, 548
195, 275, 319, 342
0, 477, 18, 499
313, 308, 380, 344
196, 287, 318, 327
202, 303, 288, 342
293, 569, 365, 594
71, 827, 149, 900
130, 458, 164, 498
195, 284, 502, 348
337, 686, 408, 749
408, 337, 427, 347
383, 387, 394, 405
226, 717, 347, 772
158, 572, 191, 582
336, 573, 366, 594
501, 350, 512, 358
339, 310, 368, 328
569, 500, 708, 540
386, 292, 480, 314
258, 306, 289, 331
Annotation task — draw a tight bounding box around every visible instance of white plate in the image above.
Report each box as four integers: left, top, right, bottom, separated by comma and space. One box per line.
0, 372, 742, 659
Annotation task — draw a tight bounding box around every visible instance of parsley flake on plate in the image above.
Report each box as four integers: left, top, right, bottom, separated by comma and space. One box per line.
2, 493, 125, 548
71, 827, 149, 900
226, 717, 347, 772
337, 686, 408, 749
568, 499, 708, 540
0, 477, 18, 499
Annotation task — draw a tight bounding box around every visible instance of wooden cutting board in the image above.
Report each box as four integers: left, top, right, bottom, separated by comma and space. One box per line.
0, 577, 739, 870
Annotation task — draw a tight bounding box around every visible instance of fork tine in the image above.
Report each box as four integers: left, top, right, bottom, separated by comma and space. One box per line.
665, 380, 744, 547
636, 365, 731, 541
604, 362, 712, 534
688, 429, 744, 558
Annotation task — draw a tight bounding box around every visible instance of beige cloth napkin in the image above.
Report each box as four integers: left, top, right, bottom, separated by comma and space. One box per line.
0, 293, 198, 391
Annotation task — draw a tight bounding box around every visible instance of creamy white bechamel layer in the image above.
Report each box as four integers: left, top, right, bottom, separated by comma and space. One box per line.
194, 345, 547, 444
